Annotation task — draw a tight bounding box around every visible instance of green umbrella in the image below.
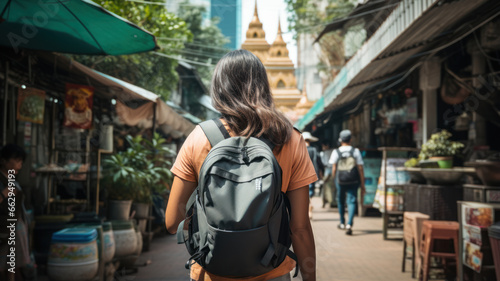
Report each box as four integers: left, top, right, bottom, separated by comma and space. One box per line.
0, 0, 158, 55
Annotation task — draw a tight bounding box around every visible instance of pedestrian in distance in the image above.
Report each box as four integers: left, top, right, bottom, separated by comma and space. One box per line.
302, 132, 323, 220
320, 142, 336, 208
165, 49, 317, 281
329, 130, 365, 235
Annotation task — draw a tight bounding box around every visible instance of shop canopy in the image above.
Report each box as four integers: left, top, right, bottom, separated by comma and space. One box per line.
32, 52, 196, 138
0, 0, 158, 55
297, 0, 496, 130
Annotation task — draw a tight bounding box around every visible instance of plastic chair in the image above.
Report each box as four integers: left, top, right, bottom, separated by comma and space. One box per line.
419, 220, 459, 281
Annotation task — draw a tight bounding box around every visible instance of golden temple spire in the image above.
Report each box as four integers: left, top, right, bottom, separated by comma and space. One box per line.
253, 0, 259, 22
273, 15, 285, 45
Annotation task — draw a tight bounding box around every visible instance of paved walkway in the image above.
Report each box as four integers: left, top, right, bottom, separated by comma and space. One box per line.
126, 196, 416, 281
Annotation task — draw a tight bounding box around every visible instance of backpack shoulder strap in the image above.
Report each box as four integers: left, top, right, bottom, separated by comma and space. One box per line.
349, 146, 356, 156
258, 137, 275, 151
199, 119, 230, 147
336, 148, 342, 159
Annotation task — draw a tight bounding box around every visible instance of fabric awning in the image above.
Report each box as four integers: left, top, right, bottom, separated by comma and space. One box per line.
37, 52, 159, 103
198, 95, 219, 113
0, 0, 158, 55
116, 99, 195, 138
295, 97, 324, 130
37, 53, 195, 137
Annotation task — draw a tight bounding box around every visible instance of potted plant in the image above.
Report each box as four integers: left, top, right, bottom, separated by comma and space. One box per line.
102, 133, 174, 221
419, 130, 464, 168
102, 153, 144, 220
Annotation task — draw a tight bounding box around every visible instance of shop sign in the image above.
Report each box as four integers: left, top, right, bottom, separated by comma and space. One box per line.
63, 83, 94, 129
16, 87, 46, 124
461, 202, 495, 273
406, 97, 418, 121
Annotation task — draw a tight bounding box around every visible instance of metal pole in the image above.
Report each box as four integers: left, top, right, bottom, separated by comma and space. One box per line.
151, 102, 157, 140
383, 149, 388, 240
2, 61, 9, 146
148, 102, 157, 238
96, 150, 101, 214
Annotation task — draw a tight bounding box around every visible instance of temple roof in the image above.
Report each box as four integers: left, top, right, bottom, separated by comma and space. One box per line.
266, 16, 294, 67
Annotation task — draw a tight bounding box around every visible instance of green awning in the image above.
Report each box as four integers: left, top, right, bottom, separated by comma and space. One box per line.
0, 0, 158, 55
295, 97, 324, 130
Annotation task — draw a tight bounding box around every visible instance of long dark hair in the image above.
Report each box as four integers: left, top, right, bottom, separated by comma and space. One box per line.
211, 49, 293, 147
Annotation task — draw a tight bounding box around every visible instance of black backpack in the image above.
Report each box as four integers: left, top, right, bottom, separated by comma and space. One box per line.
177, 119, 297, 277
336, 147, 360, 185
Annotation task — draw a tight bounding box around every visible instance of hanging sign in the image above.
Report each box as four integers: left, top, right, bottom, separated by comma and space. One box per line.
17, 87, 46, 124
24, 122, 32, 147
63, 83, 94, 129
406, 97, 418, 121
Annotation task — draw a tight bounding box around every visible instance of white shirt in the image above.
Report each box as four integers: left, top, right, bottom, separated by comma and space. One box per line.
328, 146, 364, 165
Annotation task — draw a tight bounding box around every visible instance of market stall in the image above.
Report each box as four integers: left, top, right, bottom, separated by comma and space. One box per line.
392, 130, 500, 279
0, 48, 196, 280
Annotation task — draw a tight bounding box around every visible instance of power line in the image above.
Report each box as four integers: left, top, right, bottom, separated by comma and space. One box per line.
126, 0, 236, 7
285, 2, 400, 35
169, 47, 224, 60
159, 44, 228, 59
157, 37, 233, 52
125, 0, 166, 5
153, 52, 216, 67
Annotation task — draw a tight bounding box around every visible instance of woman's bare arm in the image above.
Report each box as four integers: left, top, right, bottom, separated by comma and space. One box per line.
287, 185, 316, 281
165, 176, 197, 234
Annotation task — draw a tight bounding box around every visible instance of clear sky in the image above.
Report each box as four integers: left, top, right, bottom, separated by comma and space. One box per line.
241, 0, 297, 67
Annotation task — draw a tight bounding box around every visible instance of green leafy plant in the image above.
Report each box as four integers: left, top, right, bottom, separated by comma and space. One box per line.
419, 130, 464, 160
74, 0, 192, 100
102, 133, 174, 203
404, 158, 419, 168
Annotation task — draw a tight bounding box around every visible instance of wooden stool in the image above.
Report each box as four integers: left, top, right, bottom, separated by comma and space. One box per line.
402, 212, 429, 278
419, 220, 459, 281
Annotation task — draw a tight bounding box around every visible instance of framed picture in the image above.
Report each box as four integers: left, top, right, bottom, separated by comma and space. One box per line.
64, 83, 94, 129
17, 87, 46, 124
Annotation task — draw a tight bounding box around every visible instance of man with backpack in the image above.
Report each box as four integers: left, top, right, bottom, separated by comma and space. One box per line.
329, 130, 365, 235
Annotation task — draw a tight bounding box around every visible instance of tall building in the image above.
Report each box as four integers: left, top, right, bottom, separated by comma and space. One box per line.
166, 0, 242, 50
210, 0, 242, 50
241, 2, 309, 122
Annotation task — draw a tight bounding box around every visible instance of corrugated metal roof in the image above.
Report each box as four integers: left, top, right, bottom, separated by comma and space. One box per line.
322, 0, 492, 114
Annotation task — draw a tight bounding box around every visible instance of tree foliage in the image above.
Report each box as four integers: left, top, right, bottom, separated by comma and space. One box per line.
177, 2, 230, 86
286, 0, 355, 35
285, 0, 355, 81
73, 0, 192, 100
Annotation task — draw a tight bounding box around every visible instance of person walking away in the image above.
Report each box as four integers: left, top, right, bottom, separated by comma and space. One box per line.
0, 144, 36, 281
165, 50, 317, 281
320, 142, 335, 208
329, 130, 365, 235
302, 132, 323, 220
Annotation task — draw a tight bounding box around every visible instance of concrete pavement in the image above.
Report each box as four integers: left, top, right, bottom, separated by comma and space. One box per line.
125, 196, 417, 281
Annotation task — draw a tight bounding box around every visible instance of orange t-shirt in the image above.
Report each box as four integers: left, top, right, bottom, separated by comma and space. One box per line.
171, 121, 317, 281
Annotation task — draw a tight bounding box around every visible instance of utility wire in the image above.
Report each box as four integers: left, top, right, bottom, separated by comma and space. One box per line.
473, 31, 500, 63
170, 47, 224, 60
126, 0, 236, 7
284, 2, 400, 35
160, 45, 228, 59
158, 37, 232, 52
153, 52, 216, 67
125, 0, 166, 5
